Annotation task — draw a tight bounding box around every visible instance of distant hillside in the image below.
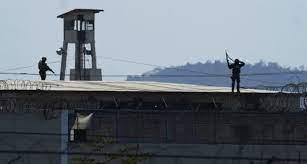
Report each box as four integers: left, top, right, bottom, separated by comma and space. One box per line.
127, 60, 307, 87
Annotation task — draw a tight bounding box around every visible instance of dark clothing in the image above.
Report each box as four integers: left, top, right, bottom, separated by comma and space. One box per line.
228, 61, 245, 93
40, 72, 47, 80
231, 76, 240, 93
228, 62, 245, 76
38, 60, 54, 80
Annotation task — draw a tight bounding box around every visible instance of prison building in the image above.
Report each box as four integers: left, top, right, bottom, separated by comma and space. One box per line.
0, 80, 305, 164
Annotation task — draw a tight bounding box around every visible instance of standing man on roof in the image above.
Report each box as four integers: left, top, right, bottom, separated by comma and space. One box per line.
38, 57, 55, 80
226, 51, 245, 93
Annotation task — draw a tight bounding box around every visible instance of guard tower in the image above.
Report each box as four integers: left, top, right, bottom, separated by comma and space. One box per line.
57, 9, 103, 81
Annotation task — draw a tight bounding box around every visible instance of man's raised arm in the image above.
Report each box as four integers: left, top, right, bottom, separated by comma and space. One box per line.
239, 61, 245, 67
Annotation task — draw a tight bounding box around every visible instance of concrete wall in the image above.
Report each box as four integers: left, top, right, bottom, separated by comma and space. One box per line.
0, 90, 303, 164
137, 143, 307, 164
0, 112, 62, 164
0, 91, 301, 113
67, 143, 307, 164
67, 110, 307, 164
72, 111, 307, 145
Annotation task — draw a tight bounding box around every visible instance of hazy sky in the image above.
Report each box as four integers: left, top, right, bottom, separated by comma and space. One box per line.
0, 0, 307, 80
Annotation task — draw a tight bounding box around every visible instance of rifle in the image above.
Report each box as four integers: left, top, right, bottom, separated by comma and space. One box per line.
225, 49, 234, 62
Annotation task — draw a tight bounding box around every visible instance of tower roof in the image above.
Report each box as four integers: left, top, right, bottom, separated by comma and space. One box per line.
57, 9, 104, 18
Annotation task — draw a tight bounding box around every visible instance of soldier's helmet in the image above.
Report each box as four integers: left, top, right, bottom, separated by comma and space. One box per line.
42, 57, 47, 62
235, 59, 239, 64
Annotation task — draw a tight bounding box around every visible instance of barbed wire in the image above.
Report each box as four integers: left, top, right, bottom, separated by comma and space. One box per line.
0, 72, 304, 77
0, 80, 59, 90
254, 83, 307, 93
0, 61, 61, 72
0, 56, 305, 86
0, 71, 297, 87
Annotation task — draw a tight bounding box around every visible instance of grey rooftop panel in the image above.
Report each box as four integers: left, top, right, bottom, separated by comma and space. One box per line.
0, 80, 277, 93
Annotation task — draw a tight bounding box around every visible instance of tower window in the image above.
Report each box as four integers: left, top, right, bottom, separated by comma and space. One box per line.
86, 21, 94, 31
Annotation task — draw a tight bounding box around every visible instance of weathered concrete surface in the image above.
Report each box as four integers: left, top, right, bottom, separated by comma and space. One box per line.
0, 80, 303, 164
0, 112, 62, 164
67, 110, 307, 164
68, 143, 307, 164
77, 111, 307, 145
0, 90, 301, 113
0, 80, 277, 93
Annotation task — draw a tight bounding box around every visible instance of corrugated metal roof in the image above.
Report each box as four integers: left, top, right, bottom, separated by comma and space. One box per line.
0, 80, 277, 93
